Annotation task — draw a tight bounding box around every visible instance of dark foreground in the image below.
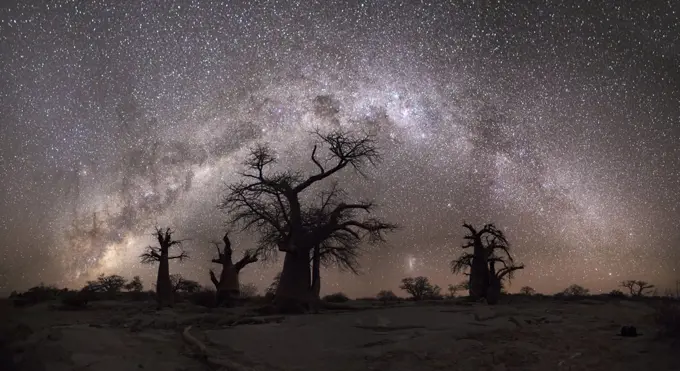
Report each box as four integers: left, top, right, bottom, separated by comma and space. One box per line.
2, 296, 679, 371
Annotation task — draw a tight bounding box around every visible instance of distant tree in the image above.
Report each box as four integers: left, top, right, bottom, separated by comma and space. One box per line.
169, 274, 200, 294
451, 224, 524, 304
85, 274, 127, 294
220, 130, 396, 313
208, 232, 258, 305
620, 280, 655, 297
265, 272, 281, 297
447, 284, 459, 298
239, 283, 258, 298
140, 227, 188, 308
400, 276, 441, 300
376, 290, 399, 303
322, 292, 350, 303
519, 286, 536, 295
124, 276, 144, 292
562, 284, 590, 296
609, 289, 626, 298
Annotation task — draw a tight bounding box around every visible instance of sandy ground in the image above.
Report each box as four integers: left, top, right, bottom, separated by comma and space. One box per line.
2, 296, 679, 371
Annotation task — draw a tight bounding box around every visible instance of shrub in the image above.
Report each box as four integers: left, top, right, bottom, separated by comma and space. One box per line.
561, 284, 590, 296
12, 284, 62, 307
654, 301, 680, 337
399, 276, 441, 301
376, 290, 399, 303
170, 274, 201, 294
322, 292, 350, 303
188, 287, 217, 308
85, 274, 127, 294
608, 289, 626, 298
124, 276, 144, 292
519, 286, 536, 295
60, 289, 92, 310
239, 283, 258, 298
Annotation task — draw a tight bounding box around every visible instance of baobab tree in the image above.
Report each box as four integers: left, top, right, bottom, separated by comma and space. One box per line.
208, 232, 258, 305
451, 223, 523, 302
220, 129, 396, 312
620, 280, 655, 297
303, 183, 394, 304
140, 227, 188, 308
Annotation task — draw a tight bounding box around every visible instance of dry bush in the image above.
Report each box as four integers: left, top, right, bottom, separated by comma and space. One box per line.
12, 284, 64, 307
323, 292, 350, 303
376, 290, 399, 303
188, 287, 218, 308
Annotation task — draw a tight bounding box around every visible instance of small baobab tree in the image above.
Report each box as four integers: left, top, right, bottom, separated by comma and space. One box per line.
620, 280, 655, 297
208, 232, 258, 305
140, 227, 188, 308
220, 129, 396, 313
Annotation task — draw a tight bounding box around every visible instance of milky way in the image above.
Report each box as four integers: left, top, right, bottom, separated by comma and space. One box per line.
1, 0, 679, 296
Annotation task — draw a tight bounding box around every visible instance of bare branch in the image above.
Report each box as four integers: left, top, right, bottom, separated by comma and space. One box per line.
209, 269, 219, 288
140, 246, 161, 264
168, 251, 189, 261
234, 250, 259, 271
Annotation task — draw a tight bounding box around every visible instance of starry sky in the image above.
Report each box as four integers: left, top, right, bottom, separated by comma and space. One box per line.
1, 0, 679, 297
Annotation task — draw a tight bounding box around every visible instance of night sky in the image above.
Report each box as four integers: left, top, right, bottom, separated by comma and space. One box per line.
1, 0, 679, 297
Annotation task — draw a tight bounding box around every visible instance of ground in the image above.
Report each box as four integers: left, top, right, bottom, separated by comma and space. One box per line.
2, 296, 678, 371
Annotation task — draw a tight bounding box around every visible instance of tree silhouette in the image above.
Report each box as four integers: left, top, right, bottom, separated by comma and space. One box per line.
124, 276, 144, 292
220, 129, 396, 313
377, 290, 399, 303
303, 183, 396, 304
620, 280, 655, 297
519, 286, 536, 295
399, 276, 441, 301
457, 223, 507, 299
562, 284, 590, 296
170, 274, 200, 294
239, 283, 259, 298
265, 272, 281, 298
451, 223, 523, 303
139, 227, 188, 308
84, 274, 127, 294
208, 232, 258, 305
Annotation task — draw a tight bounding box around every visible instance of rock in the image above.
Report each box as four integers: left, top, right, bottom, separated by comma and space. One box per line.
620, 326, 638, 337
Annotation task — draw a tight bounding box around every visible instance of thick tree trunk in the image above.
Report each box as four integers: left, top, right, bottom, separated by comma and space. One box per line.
469, 241, 489, 299
156, 252, 173, 308
216, 264, 240, 306
486, 278, 501, 305
309, 245, 322, 313
486, 262, 500, 304
275, 249, 311, 313
311, 245, 321, 299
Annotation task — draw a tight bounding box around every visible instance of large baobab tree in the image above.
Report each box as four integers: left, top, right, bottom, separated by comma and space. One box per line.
208, 232, 258, 305
220, 129, 396, 313
140, 227, 188, 308
451, 223, 523, 302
